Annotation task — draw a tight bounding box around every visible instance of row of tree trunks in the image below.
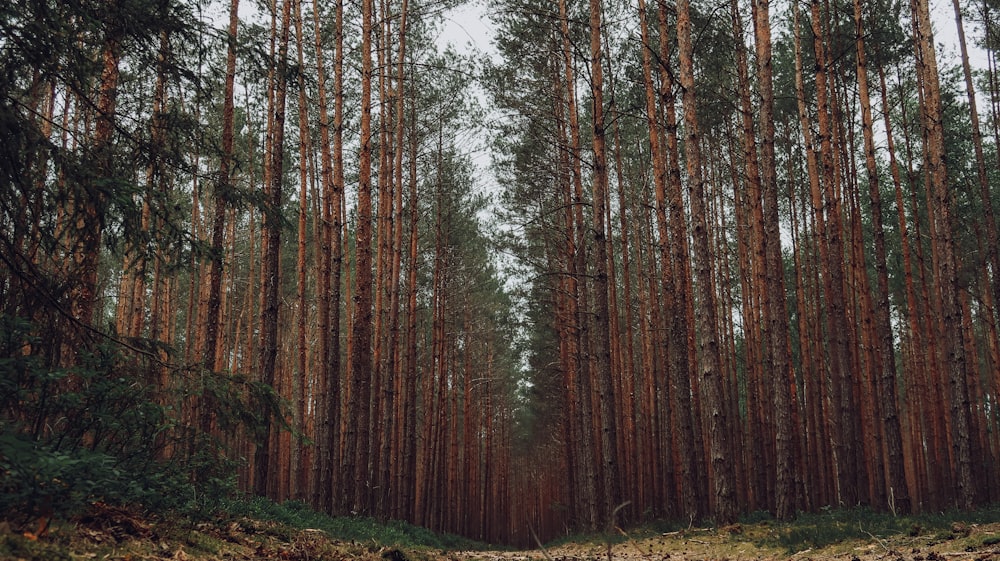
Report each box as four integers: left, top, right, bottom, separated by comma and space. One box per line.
489, 0, 1000, 537
121, 0, 523, 539
19, 0, 1000, 547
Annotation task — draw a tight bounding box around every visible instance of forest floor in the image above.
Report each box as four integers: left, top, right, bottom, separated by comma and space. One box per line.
459, 521, 1000, 561
2, 502, 999, 561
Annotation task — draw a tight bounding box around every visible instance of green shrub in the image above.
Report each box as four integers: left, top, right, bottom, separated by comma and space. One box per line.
0, 314, 241, 525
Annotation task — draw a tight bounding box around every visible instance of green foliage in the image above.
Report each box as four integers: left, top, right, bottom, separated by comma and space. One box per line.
220, 497, 489, 551
0, 315, 244, 526
738, 510, 776, 525
1, 433, 124, 519
757, 506, 1000, 552
0, 532, 72, 561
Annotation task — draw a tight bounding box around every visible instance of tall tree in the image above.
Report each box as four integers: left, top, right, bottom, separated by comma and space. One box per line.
910, 0, 975, 510
205, 0, 240, 376
254, 0, 293, 497
676, 0, 736, 524
70, 0, 123, 332
345, 0, 376, 513
753, 0, 799, 520
851, 0, 910, 513
310, 0, 344, 514
587, 0, 620, 522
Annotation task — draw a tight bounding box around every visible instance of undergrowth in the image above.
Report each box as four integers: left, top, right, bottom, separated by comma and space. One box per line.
541, 505, 1000, 555
219, 496, 491, 551
0, 314, 278, 530
757, 505, 1000, 551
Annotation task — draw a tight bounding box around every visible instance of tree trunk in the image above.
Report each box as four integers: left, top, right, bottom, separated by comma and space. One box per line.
676, 0, 736, 524
254, 0, 292, 498
558, 0, 597, 527
852, 0, 910, 513
72, 1, 121, 333
292, 0, 311, 501
587, 0, 619, 523
910, 0, 975, 509
205, 0, 239, 378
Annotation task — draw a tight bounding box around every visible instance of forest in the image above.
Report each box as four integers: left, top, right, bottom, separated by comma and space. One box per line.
2, 0, 1000, 549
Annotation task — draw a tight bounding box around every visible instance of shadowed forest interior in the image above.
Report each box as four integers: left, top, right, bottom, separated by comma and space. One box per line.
3, 0, 1000, 548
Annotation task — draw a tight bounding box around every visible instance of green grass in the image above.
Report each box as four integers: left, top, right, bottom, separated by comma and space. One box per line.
535, 504, 1000, 555
0, 532, 72, 561
756, 505, 1000, 552
218, 496, 491, 551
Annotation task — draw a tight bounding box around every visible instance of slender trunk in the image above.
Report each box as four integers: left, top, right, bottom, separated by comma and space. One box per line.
329, 0, 347, 512
758, 0, 801, 518
654, 0, 699, 519
558, 0, 597, 527
910, 0, 975, 509
206, 0, 239, 377
388, 0, 409, 520
808, 0, 857, 505
309, 0, 341, 513
403, 80, 419, 521
370, 0, 392, 513
952, 0, 1000, 335
676, 0, 735, 523
254, 0, 292, 497
729, 3, 769, 508
636, 0, 664, 517
587, 0, 618, 522
346, 0, 375, 512
606, 46, 637, 522
553, 53, 582, 526
852, 0, 910, 513
73, 3, 121, 333
292, 0, 311, 501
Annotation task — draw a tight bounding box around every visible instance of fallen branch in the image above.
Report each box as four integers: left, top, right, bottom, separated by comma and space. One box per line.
860, 524, 890, 556
606, 501, 632, 561
528, 524, 554, 561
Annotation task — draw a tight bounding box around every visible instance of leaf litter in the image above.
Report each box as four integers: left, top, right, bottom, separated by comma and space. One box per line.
2, 505, 999, 561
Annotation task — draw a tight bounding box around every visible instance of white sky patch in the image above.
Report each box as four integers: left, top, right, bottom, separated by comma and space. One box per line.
435, 2, 504, 236
435, 0, 497, 57
930, 0, 990, 69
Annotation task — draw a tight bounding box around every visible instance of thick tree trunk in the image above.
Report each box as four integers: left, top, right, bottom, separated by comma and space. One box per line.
749, 0, 801, 520
652, 0, 700, 519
